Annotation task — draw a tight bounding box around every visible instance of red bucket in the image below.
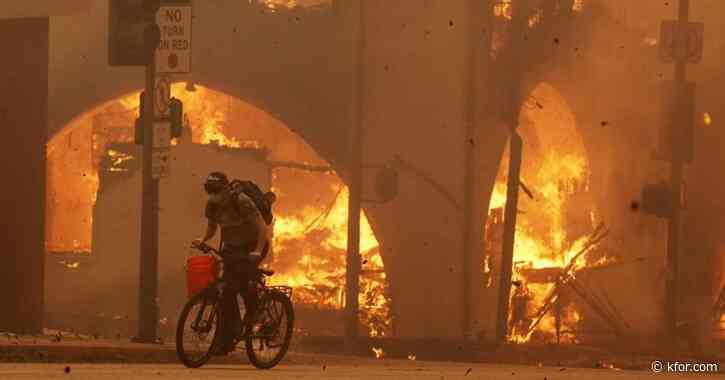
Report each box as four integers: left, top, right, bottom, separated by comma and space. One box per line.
186, 255, 219, 297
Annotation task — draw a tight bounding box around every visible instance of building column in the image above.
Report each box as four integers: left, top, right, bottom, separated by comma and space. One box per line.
0, 17, 49, 334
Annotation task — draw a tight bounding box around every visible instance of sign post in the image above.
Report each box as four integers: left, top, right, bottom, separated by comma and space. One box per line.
135, 9, 162, 344
657, 0, 701, 346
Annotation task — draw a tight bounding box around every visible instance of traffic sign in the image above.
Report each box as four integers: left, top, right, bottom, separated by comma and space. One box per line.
152, 148, 170, 179
154, 76, 171, 119
153, 121, 171, 148
659, 20, 704, 64
155, 3, 192, 73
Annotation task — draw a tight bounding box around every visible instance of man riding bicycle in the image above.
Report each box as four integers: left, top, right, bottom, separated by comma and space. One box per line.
192, 171, 272, 355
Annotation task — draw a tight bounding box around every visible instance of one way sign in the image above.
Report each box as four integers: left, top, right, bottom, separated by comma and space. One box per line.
155, 2, 192, 73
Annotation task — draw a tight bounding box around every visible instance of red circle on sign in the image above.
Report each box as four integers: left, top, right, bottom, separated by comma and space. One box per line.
168, 54, 179, 69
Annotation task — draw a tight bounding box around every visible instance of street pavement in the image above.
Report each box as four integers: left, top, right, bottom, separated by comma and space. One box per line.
0, 360, 721, 380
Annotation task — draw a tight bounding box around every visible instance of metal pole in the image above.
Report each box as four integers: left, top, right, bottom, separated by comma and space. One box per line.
494, 0, 528, 345
495, 132, 523, 343
135, 21, 160, 344
665, 0, 689, 345
345, 0, 365, 347
461, 0, 487, 341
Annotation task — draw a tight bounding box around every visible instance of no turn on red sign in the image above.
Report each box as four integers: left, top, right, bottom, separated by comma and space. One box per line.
155, 3, 192, 73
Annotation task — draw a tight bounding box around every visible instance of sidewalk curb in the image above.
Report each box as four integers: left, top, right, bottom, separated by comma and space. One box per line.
0, 341, 245, 364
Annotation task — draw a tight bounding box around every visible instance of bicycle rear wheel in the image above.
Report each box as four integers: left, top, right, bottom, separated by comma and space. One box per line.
245, 291, 294, 369
176, 292, 219, 368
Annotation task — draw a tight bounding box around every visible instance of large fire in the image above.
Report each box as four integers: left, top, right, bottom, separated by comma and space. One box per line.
487, 83, 608, 344
47, 83, 390, 337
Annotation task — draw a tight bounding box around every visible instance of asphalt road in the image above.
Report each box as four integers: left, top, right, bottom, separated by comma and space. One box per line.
0, 361, 721, 380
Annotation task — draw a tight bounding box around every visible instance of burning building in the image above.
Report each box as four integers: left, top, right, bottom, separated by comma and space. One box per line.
45, 84, 390, 338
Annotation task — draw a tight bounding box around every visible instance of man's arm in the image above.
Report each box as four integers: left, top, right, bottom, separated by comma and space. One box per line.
193, 221, 217, 246
253, 213, 267, 254
202, 222, 218, 243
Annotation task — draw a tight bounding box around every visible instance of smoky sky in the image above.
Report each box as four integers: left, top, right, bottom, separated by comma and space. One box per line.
0, 1, 94, 18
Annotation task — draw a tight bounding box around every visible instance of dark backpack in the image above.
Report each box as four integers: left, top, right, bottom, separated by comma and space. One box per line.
229, 180, 274, 225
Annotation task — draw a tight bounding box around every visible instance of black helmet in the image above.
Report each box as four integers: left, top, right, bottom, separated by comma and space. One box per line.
204, 171, 229, 194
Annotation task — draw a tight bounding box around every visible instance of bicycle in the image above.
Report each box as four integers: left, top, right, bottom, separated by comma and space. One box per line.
175, 242, 295, 369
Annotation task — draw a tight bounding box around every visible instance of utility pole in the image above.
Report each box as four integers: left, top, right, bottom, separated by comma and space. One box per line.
345, 0, 365, 348
461, 0, 488, 341
134, 17, 161, 344
495, 133, 522, 343
665, 0, 689, 345
495, 0, 529, 344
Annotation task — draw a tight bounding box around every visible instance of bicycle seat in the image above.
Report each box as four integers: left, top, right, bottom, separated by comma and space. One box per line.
258, 268, 275, 277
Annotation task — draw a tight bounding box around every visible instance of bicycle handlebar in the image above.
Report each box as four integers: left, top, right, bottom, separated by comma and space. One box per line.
191, 241, 266, 265
191, 241, 219, 256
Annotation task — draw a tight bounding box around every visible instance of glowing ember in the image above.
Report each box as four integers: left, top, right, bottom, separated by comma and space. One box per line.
704, 112, 712, 126
572, 0, 585, 12
262, 0, 330, 9
494, 0, 512, 20
407, 354, 416, 361
59, 261, 80, 269
372, 347, 384, 359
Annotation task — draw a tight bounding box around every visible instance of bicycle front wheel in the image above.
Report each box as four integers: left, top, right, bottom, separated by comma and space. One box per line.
176, 292, 219, 368
245, 291, 294, 369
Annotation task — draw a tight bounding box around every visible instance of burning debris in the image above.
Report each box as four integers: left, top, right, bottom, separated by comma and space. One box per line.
511, 224, 621, 343
485, 82, 618, 344
106, 149, 134, 172
58, 261, 80, 269
269, 186, 391, 337
372, 347, 384, 359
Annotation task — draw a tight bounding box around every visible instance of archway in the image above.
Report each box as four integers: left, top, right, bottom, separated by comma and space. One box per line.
486, 82, 607, 343
46, 83, 390, 337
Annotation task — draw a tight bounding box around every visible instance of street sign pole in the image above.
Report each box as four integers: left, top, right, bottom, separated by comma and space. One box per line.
345, 0, 365, 350
665, 0, 690, 347
135, 20, 161, 344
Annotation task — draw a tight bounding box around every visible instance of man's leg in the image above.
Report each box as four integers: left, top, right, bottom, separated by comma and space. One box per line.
215, 260, 244, 353
240, 263, 260, 334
